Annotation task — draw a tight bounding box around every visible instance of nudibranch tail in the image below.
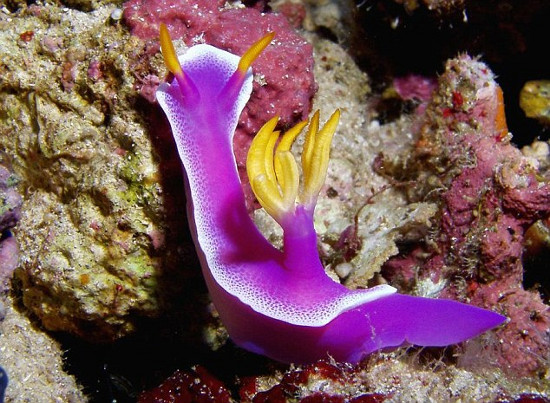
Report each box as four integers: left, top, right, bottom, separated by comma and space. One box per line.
247, 110, 340, 225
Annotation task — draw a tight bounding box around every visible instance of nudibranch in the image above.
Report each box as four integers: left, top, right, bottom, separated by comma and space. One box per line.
156, 25, 506, 364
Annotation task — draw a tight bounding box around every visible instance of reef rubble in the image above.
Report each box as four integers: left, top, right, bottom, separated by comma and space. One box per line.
381, 55, 550, 376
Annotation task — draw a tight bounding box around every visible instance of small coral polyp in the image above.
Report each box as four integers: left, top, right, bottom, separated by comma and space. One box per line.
156, 26, 505, 364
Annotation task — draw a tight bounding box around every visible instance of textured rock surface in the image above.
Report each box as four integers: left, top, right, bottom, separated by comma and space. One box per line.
0, 166, 22, 235
139, 355, 549, 402
0, 165, 22, 294
0, 294, 86, 402
0, 3, 189, 342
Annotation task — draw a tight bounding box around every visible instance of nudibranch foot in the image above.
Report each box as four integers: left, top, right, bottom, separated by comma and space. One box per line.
156, 27, 506, 365
214, 285, 506, 364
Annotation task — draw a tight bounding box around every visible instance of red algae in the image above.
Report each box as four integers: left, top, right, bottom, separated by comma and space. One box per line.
138, 366, 232, 403
140, 360, 391, 402
247, 361, 389, 402
123, 0, 316, 133
123, 0, 316, 209
124, 0, 224, 40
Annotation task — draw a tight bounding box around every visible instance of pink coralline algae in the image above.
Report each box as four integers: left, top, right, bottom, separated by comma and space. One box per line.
0, 237, 18, 292
382, 55, 550, 376
393, 74, 438, 115
123, 0, 317, 204
0, 165, 22, 292
277, 2, 308, 28
86, 59, 103, 82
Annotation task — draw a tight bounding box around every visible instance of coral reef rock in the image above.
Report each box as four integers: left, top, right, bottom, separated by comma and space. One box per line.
0, 165, 22, 234
0, 3, 192, 342
382, 54, 550, 376
0, 165, 22, 293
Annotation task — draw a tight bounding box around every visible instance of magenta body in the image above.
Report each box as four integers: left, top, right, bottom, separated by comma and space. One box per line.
156, 43, 506, 363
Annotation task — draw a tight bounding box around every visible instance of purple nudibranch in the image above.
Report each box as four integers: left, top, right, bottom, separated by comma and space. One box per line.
156, 26, 506, 364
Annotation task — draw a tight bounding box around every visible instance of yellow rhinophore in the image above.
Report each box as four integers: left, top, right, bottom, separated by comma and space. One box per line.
247, 110, 340, 224
237, 32, 276, 76
159, 25, 274, 102
159, 23, 184, 78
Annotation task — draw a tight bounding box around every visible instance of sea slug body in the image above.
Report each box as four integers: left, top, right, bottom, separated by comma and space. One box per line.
156, 26, 506, 364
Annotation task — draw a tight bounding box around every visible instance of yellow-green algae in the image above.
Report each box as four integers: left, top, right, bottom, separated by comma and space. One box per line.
520, 80, 550, 126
